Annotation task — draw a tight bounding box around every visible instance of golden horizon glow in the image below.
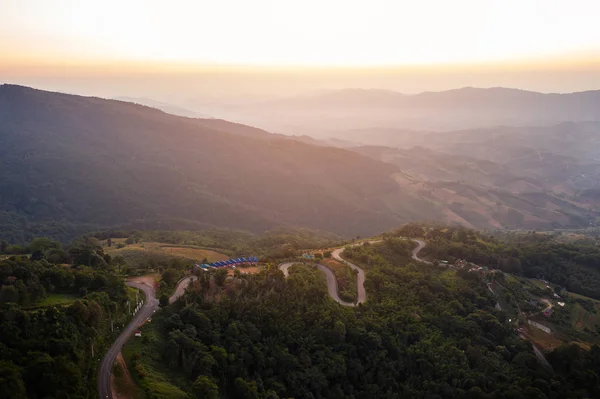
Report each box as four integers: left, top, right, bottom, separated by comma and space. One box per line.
2, 0, 600, 68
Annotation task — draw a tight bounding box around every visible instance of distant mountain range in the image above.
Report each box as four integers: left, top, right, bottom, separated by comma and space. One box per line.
0, 84, 598, 242
210, 87, 600, 135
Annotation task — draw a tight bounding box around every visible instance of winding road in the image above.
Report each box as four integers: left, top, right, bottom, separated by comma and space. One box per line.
279, 238, 429, 307
97, 276, 195, 399
279, 262, 356, 306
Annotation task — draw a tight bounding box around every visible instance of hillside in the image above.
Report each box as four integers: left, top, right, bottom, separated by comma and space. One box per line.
0, 85, 410, 242
1, 85, 597, 243
351, 145, 597, 229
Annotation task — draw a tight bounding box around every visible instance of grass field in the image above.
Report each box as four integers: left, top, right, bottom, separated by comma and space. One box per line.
160, 245, 229, 262
105, 241, 228, 263
570, 303, 600, 331
525, 323, 564, 351
27, 293, 78, 308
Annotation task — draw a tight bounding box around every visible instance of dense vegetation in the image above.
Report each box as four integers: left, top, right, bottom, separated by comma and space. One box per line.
0, 238, 134, 398
390, 223, 600, 300
135, 239, 600, 398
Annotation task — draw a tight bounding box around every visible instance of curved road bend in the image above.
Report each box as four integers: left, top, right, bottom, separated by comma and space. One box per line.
409, 239, 431, 264
98, 276, 196, 399
332, 238, 430, 305
169, 276, 196, 304
280, 238, 430, 308
279, 262, 355, 307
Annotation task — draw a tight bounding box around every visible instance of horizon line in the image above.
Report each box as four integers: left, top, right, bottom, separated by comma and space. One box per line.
3, 82, 600, 97
3, 51, 600, 74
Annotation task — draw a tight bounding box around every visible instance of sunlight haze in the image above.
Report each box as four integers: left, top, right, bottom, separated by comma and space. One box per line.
4, 2, 600, 398
2, 0, 599, 66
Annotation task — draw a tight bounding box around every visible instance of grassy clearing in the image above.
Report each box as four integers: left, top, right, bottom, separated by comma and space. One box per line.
570, 303, 600, 331
122, 312, 191, 399
529, 279, 550, 291
105, 241, 228, 275
105, 241, 227, 262
28, 293, 78, 308
159, 245, 228, 262
525, 323, 564, 351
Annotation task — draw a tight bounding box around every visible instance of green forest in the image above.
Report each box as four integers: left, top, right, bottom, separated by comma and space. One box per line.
0, 238, 135, 398
3, 226, 600, 398
389, 223, 600, 299
130, 237, 600, 399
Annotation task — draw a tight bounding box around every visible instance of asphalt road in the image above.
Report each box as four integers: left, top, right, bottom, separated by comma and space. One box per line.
97, 276, 195, 399
97, 281, 158, 399
279, 262, 355, 306
280, 238, 429, 307
331, 242, 375, 305
410, 239, 431, 264
169, 276, 196, 304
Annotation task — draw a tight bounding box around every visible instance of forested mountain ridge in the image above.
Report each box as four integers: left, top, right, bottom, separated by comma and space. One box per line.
0, 84, 406, 242
1, 84, 597, 244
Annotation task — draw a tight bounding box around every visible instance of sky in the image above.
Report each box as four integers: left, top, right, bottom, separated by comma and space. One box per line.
1, 0, 600, 97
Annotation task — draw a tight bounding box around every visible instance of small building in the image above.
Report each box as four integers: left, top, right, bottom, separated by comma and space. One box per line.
134, 331, 142, 337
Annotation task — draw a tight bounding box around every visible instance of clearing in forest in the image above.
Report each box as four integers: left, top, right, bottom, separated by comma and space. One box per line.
104, 240, 228, 262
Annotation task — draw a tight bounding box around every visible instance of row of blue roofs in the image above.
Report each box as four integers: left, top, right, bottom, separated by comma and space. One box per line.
195, 257, 259, 269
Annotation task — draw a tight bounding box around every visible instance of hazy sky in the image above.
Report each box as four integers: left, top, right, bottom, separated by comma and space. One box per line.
2, 0, 600, 97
